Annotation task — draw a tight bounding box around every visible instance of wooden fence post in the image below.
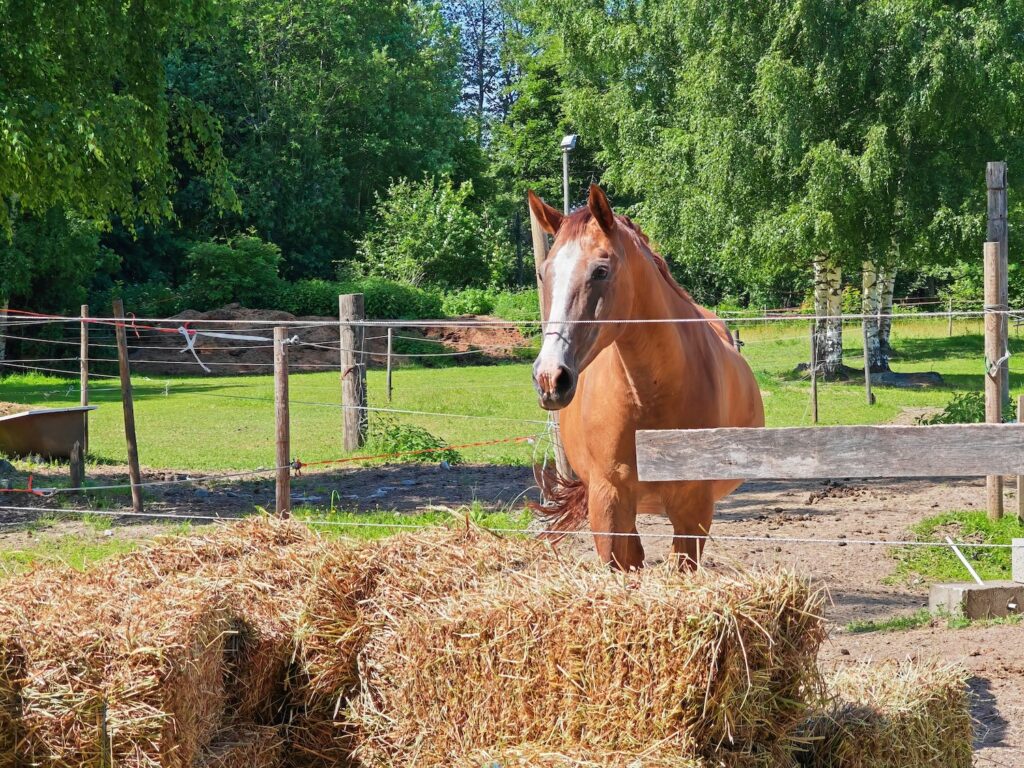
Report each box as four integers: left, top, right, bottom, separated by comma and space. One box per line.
948, 296, 954, 338
810, 323, 819, 425
1018, 393, 1024, 523
112, 299, 143, 513
339, 294, 367, 451
984, 241, 1005, 520
80, 304, 89, 455
988, 162, 1009, 410
529, 205, 575, 480
385, 326, 394, 402
274, 327, 291, 517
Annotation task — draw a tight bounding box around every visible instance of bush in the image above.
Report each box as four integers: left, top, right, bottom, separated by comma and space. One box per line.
183, 235, 282, 310
442, 288, 495, 316
917, 391, 1017, 425
107, 281, 186, 318
358, 177, 510, 290
490, 290, 540, 336
366, 416, 463, 464
276, 278, 442, 319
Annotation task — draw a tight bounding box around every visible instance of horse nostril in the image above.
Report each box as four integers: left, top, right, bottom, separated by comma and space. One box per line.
553, 365, 576, 398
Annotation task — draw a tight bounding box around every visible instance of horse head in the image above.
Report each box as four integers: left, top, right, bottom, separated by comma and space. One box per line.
528, 184, 633, 410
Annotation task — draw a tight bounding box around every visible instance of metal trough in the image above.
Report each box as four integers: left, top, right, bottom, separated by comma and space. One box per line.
0, 406, 96, 460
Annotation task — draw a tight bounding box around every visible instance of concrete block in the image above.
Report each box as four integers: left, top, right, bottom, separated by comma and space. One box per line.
929, 581, 1024, 620
1013, 538, 1024, 584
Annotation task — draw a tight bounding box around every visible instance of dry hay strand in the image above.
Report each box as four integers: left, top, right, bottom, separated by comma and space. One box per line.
350, 564, 825, 767
195, 724, 284, 768
797, 660, 972, 768
462, 745, 800, 767
289, 526, 558, 765
13, 572, 231, 768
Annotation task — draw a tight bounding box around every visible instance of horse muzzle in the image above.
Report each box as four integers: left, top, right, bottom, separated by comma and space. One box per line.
533, 360, 578, 410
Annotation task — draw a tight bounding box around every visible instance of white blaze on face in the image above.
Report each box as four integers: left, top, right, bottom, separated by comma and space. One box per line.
537, 240, 581, 373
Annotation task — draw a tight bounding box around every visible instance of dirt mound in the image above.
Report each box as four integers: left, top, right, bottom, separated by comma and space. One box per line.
128, 305, 532, 376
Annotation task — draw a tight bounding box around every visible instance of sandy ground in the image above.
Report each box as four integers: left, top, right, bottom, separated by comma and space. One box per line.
0, 467, 1020, 764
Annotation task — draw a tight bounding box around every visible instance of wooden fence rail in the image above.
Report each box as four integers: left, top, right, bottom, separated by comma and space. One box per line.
636, 423, 1024, 483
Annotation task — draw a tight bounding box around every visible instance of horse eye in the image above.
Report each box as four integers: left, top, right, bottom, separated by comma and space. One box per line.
591, 265, 609, 281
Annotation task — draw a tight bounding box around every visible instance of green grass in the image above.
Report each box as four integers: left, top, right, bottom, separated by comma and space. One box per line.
1, 315, 1021, 471
892, 510, 1024, 584
845, 607, 1023, 633
292, 503, 532, 541
846, 609, 933, 634
0, 533, 141, 575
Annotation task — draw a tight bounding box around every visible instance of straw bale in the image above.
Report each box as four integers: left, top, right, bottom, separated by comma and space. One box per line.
0, 635, 23, 768
289, 527, 557, 766
351, 565, 825, 767
16, 573, 231, 768
797, 660, 972, 768
195, 724, 284, 768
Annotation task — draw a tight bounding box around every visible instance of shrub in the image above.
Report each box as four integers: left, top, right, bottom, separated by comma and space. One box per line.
366, 416, 463, 464
358, 177, 508, 290
441, 288, 495, 316
183, 235, 282, 310
917, 391, 1017, 425
108, 281, 186, 318
276, 278, 442, 319
491, 289, 540, 336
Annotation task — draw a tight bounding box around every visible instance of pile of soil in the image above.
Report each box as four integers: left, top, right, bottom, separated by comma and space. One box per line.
128, 305, 532, 376
0, 402, 30, 417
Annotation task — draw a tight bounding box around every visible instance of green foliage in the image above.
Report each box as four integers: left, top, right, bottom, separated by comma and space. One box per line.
183, 235, 282, 310
893, 510, 1024, 584
359, 177, 509, 290
276, 277, 443, 319
846, 610, 933, 634
491, 289, 541, 336
102, 281, 186, 320
171, 0, 468, 276
917, 391, 1016, 425
366, 416, 464, 465
0, 0, 232, 234
442, 288, 495, 316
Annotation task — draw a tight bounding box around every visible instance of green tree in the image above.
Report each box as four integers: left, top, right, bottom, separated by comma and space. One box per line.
358, 177, 508, 289
514, 0, 1024, 375
172, 0, 469, 277
0, 0, 233, 234
183, 235, 283, 310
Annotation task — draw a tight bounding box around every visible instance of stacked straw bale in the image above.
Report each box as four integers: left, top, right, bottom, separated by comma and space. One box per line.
348, 565, 825, 767
289, 527, 558, 766
797, 660, 972, 768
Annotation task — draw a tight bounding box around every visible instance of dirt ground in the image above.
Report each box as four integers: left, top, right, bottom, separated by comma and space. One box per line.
0, 467, 1019, 764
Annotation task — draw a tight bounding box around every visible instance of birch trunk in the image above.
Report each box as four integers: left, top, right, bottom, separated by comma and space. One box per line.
861, 261, 883, 372
812, 254, 830, 369
822, 263, 844, 376
877, 266, 896, 370
0, 297, 7, 363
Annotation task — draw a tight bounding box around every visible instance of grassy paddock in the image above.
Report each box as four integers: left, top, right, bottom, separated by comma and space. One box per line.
0, 315, 1019, 471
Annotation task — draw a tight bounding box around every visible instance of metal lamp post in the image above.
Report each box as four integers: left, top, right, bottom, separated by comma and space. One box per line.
561, 134, 578, 215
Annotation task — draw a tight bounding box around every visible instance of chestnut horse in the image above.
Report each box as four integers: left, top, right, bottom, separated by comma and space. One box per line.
529, 185, 764, 569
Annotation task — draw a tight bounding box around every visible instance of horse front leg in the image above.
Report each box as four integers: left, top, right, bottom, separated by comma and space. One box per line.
587, 480, 643, 570
664, 482, 715, 571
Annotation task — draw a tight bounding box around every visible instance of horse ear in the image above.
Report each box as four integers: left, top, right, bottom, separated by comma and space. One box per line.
527, 190, 563, 235
588, 184, 616, 235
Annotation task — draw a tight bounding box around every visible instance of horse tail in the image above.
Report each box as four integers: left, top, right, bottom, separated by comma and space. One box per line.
529, 464, 589, 540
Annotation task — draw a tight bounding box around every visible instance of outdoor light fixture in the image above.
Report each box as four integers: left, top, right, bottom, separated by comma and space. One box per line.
561, 134, 578, 214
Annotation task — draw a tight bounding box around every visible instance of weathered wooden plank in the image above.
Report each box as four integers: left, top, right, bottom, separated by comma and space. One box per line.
636, 424, 1024, 482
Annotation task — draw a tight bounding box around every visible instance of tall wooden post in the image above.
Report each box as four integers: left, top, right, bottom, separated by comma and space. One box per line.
112, 299, 143, 513
339, 294, 367, 451
987, 162, 1009, 409
385, 326, 394, 402
1018, 393, 1024, 523
274, 327, 291, 517
80, 304, 89, 454
529, 206, 574, 480
947, 296, 954, 337
810, 323, 819, 425
985, 241, 1005, 520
